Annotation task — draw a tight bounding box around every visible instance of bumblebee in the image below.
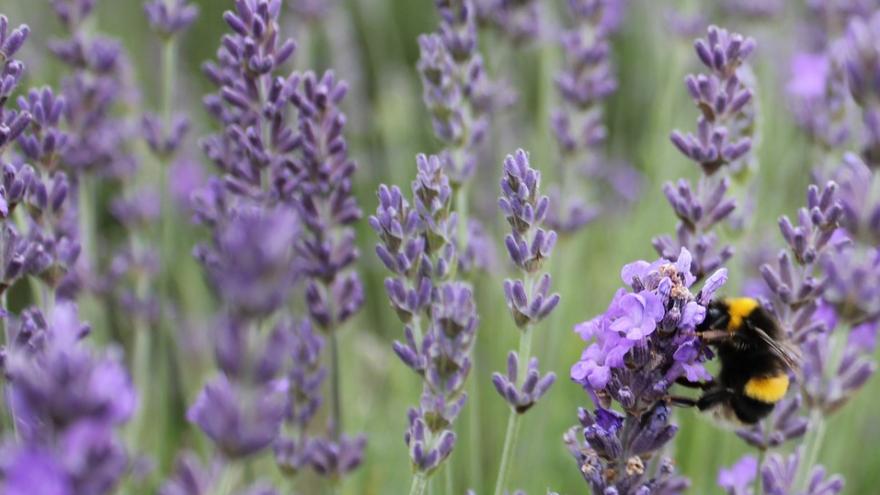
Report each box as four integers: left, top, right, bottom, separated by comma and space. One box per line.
670, 297, 800, 424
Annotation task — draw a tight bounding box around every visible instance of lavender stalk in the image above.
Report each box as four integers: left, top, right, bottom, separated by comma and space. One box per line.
370, 154, 477, 495
492, 150, 559, 495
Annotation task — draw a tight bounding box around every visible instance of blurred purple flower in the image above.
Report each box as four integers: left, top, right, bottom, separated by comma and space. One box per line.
144, 0, 199, 38
548, 0, 636, 234
194, 205, 300, 318
843, 11, 880, 166
718, 455, 758, 495
1, 447, 72, 495
188, 375, 287, 459
761, 449, 844, 495
786, 51, 850, 151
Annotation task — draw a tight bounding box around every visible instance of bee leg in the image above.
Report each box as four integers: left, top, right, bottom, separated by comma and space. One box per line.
675, 377, 716, 390
696, 388, 731, 411
698, 330, 732, 345
665, 395, 699, 408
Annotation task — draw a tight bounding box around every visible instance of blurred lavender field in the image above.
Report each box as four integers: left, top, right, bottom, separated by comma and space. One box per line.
1, 0, 879, 494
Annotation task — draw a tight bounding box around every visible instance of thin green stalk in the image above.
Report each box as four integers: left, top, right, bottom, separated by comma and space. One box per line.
444, 459, 453, 495
409, 471, 429, 495
493, 408, 523, 495
754, 446, 766, 495
330, 327, 342, 439
492, 325, 533, 495
796, 411, 828, 492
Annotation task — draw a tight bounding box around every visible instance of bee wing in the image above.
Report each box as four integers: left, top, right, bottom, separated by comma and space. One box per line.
753, 326, 802, 372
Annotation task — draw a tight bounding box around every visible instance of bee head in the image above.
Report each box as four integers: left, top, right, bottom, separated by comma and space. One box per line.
697, 300, 730, 333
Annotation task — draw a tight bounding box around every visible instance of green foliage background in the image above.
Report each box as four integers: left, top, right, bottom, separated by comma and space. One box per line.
4, 0, 880, 493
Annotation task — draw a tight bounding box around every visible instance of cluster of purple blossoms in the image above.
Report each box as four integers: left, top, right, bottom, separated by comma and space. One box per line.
418, 0, 509, 276
473, 0, 540, 45
370, 153, 477, 489
191, 0, 364, 485
0, 17, 80, 306
843, 11, 880, 167
658, 25, 757, 280
568, 249, 727, 493
492, 150, 558, 495
548, 0, 638, 234
48, 0, 135, 179
786, 50, 850, 154
718, 450, 844, 495
1, 303, 137, 494
670, 25, 756, 175
0, 26, 103, 493
144, 0, 199, 39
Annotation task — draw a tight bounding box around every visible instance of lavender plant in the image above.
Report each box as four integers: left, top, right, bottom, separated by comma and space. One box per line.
548, 0, 637, 234
193, 0, 364, 488
568, 248, 728, 493
659, 25, 757, 280
843, 11, 880, 167
371, 153, 478, 495
418, 0, 506, 276
492, 149, 558, 495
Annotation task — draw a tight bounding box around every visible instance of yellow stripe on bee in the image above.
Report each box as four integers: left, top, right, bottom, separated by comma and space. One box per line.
725, 297, 759, 332
744, 374, 789, 403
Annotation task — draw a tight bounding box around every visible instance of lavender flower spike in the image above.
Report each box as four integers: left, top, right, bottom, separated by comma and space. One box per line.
493, 150, 559, 495
548, 0, 637, 234
567, 249, 727, 493
670, 25, 757, 175
843, 12, 880, 167
371, 154, 478, 494
0, 16, 32, 157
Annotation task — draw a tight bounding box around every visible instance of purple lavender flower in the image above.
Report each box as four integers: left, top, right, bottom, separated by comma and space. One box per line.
144, 0, 199, 38
194, 205, 300, 318
417, 1, 497, 186
492, 150, 562, 495
564, 405, 690, 494
786, 51, 850, 152
670, 25, 757, 175
548, 0, 637, 234
719, 455, 758, 495
16, 87, 68, 170
288, 70, 364, 331
159, 453, 218, 495
371, 154, 478, 489
498, 150, 560, 328
571, 249, 724, 412
0, 447, 72, 495
2, 303, 134, 493
566, 249, 725, 493
188, 375, 287, 459
0, 16, 31, 157
196, 1, 366, 482
274, 319, 326, 475
842, 11, 880, 166
762, 449, 844, 495
832, 153, 880, 245
479, 0, 540, 45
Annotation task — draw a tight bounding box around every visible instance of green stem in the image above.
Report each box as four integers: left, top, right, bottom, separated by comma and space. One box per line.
492, 325, 533, 495
493, 408, 523, 495
796, 411, 828, 492
161, 39, 176, 130
330, 328, 342, 439
754, 447, 766, 495
444, 459, 453, 495
408, 471, 429, 495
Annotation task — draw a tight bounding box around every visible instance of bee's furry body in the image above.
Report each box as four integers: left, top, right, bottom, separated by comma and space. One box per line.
684, 297, 797, 425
